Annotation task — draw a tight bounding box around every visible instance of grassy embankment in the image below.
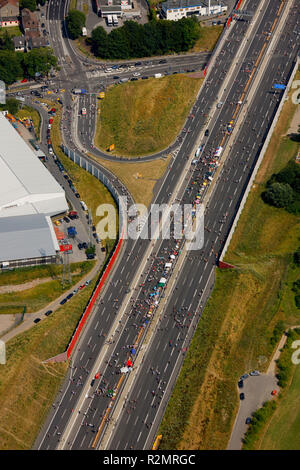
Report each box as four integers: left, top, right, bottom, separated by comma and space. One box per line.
158, 71, 300, 450
0, 277, 97, 450
95, 75, 202, 157
0, 261, 95, 315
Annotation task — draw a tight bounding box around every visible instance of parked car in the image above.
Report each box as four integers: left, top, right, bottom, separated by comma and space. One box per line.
87, 253, 95, 260
205, 129, 209, 136
240, 373, 249, 380
75, 192, 80, 198
78, 243, 83, 250
239, 393, 245, 400
85, 280, 91, 286
238, 380, 244, 389
82, 242, 88, 249
45, 310, 53, 316
250, 370, 260, 376
60, 298, 67, 305
66, 293, 73, 300
245, 417, 251, 424
34, 318, 41, 323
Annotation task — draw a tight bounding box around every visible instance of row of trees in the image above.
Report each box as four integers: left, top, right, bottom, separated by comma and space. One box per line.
262, 160, 300, 213
19, 0, 46, 12
0, 48, 57, 85
90, 17, 200, 59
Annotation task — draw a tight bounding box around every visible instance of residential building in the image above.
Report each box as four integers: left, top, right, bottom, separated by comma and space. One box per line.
0, 0, 19, 27
13, 34, 25, 51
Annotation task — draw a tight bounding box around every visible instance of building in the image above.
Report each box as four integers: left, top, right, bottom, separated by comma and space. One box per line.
0, 0, 19, 27
13, 35, 25, 51
26, 35, 48, 50
96, 0, 139, 18
0, 113, 68, 268
161, 0, 227, 21
21, 7, 38, 33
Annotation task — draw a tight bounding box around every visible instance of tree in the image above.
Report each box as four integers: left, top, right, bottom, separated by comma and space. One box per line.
91, 26, 108, 58
0, 30, 14, 51
0, 50, 23, 84
22, 48, 57, 78
66, 10, 86, 40
20, 0, 37, 11
262, 182, 294, 208
0, 97, 19, 114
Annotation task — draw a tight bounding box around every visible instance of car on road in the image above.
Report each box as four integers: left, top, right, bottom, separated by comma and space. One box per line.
87, 253, 95, 260
60, 298, 67, 305
134, 62, 142, 66
111, 65, 119, 69
245, 417, 251, 424
159, 59, 167, 64
78, 243, 83, 250
45, 310, 53, 317
204, 129, 209, 136
79, 284, 85, 290
131, 77, 138, 81
41, 23, 45, 27
34, 318, 41, 323
250, 370, 260, 376
238, 380, 244, 389
239, 393, 245, 400
82, 242, 88, 249
63, 216, 70, 223
75, 192, 80, 198
133, 72, 140, 77
85, 280, 91, 286
21, 78, 28, 83
113, 76, 119, 80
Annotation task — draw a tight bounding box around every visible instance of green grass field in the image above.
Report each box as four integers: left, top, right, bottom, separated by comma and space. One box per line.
95, 75, 202, 157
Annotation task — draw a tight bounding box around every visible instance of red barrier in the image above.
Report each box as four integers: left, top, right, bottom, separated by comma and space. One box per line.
226, 16, 232, 28
66, 232, 124, 359
236, 0, 243, 9
218, 260, 235, 269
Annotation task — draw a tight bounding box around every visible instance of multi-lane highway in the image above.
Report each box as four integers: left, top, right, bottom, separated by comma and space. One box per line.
33, 0, 300, 451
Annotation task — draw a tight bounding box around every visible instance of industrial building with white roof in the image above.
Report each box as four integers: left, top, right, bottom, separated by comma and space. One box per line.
0, 112, 68, 268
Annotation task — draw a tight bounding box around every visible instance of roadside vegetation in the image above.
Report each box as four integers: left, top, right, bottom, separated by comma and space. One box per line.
16, 104, 41, 138
158, 71, 300, 450
90, 17, 200, 60
95, 74, 202, 157
0, 277, 97, 450
0, 261, 95, 315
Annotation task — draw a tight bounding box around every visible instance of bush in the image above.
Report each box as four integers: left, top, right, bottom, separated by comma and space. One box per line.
295, 294, 300, 309
262, 182, 294, 209
242, 400, 277, 449
270, 320, 285, 346
66, 10, 86, 40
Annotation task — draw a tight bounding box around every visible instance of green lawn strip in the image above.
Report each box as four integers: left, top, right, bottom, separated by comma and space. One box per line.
243, 329, 300, 450
0, 26, 22, 38
0, 279, 97, 450
95, 75, 202, 157
191, 25, 223, 52
0, 261, 95, 314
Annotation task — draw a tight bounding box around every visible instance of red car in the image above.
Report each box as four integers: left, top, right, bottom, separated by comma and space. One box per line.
21, 78, 28, 83
49, 118, 53, 124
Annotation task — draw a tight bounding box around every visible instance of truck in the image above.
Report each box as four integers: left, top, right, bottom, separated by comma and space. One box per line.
73, 88, 87, 95
107, 15, 113, 26
154, 73, 162, 78
195, 145, 203, 158
80, 200, 88, 211
82, 27, 87, 36
112, 15, 118, 26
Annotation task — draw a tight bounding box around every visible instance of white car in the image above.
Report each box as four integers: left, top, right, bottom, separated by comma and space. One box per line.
81, 107, 87, 115
133, 72, 141, 77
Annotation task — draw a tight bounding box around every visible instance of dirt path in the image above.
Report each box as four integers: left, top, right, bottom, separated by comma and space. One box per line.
0, 278, 53, 294
286, 104, 300, 136
266, 325, 300, 376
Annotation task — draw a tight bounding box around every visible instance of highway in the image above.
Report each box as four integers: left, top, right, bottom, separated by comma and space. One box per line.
34, 0, 300, 451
